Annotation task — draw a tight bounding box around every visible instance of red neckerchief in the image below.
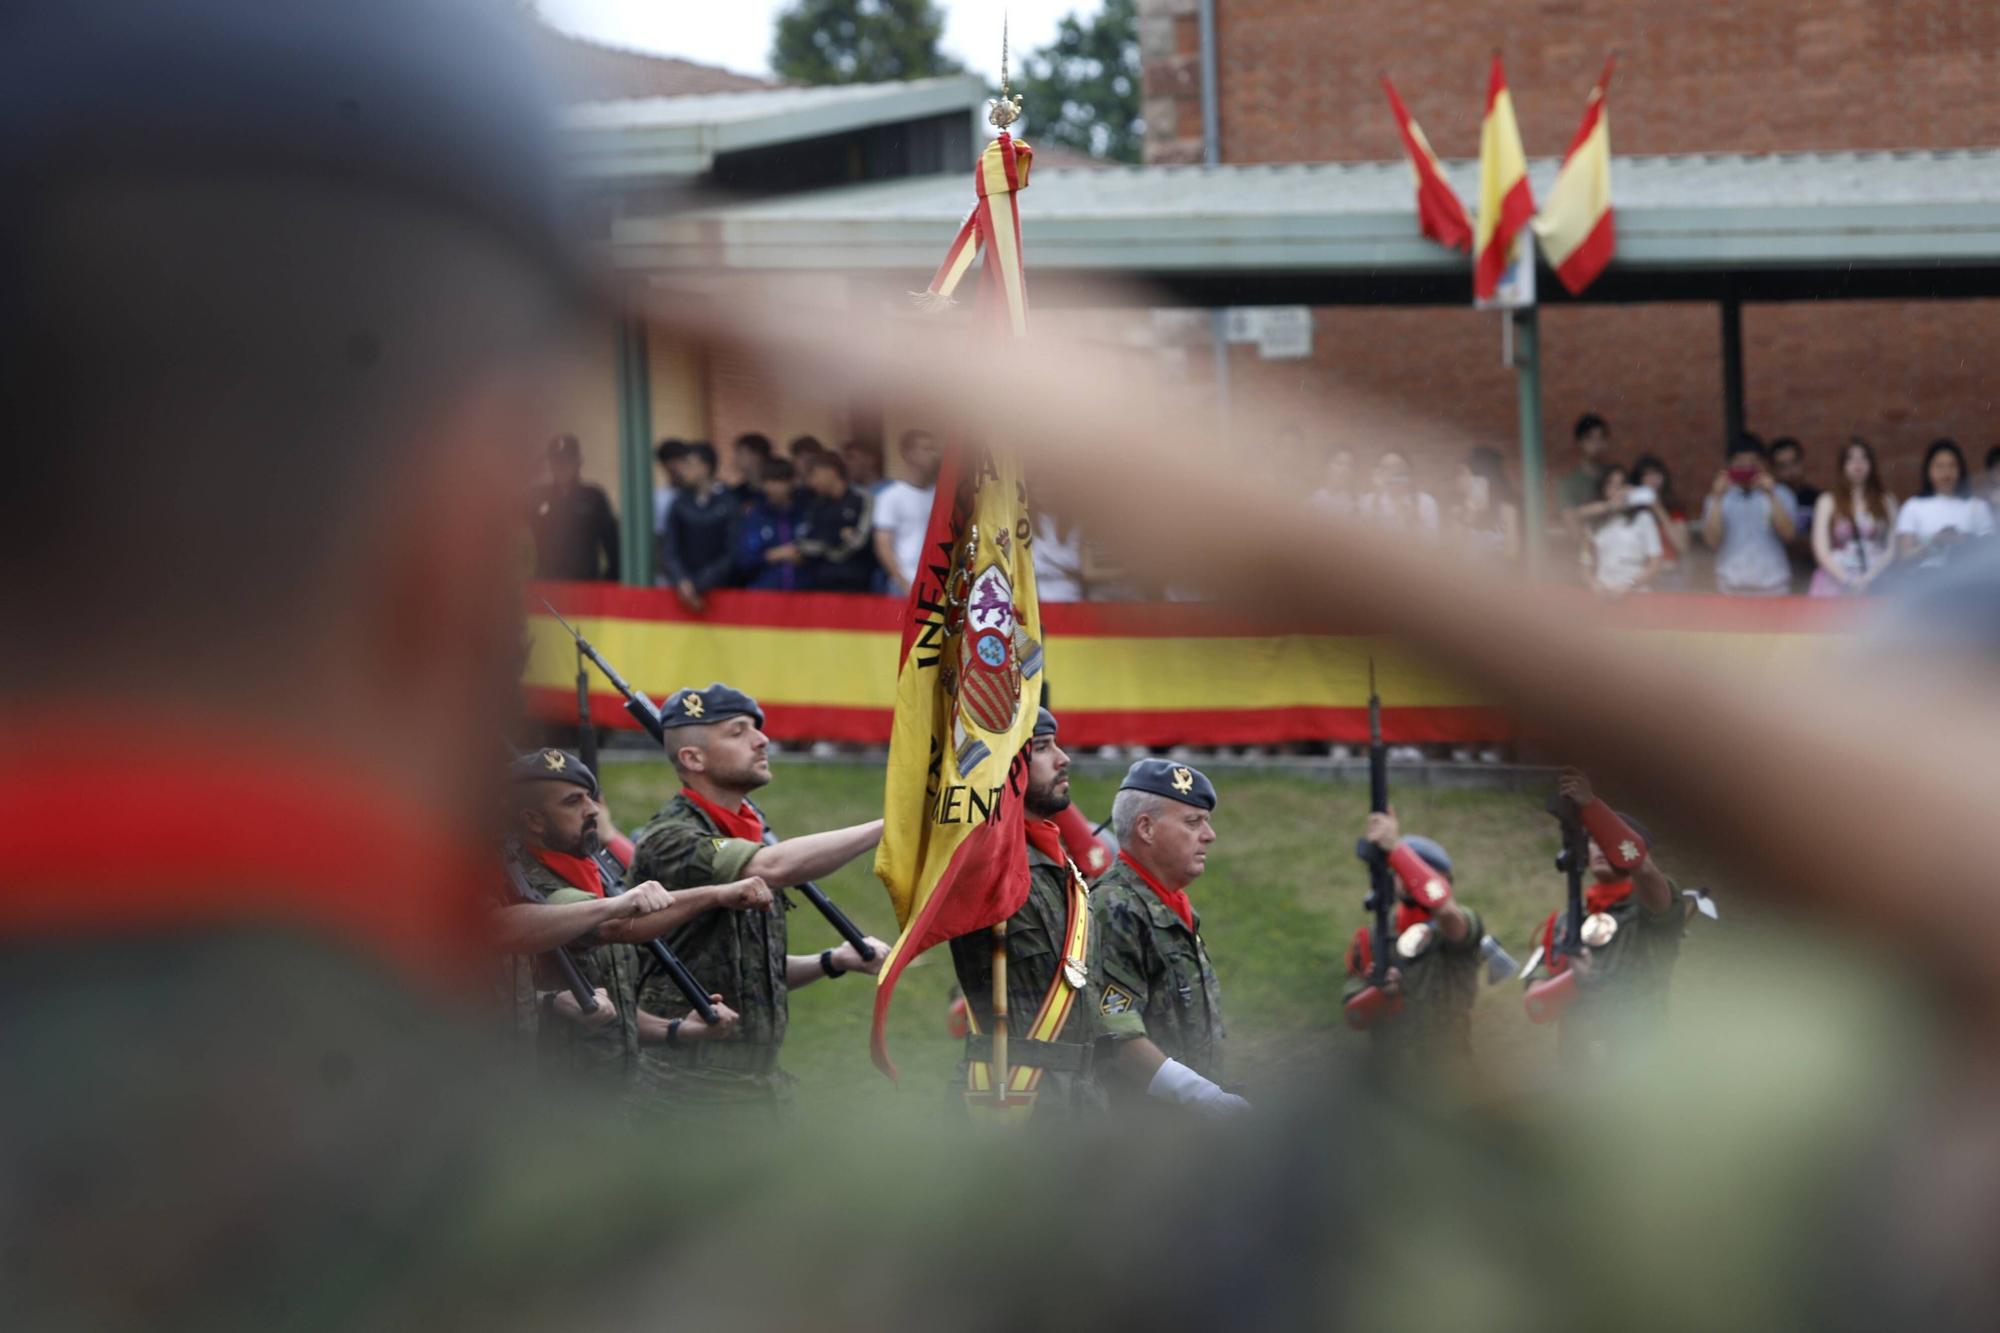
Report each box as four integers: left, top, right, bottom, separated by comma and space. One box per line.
531, 847, 604, 898
1118, 850, 1195, 933
0, 721, 487, 994
681, 785, 766, 843
1535, 878, 1634, 975
1024, 817, 1067, 866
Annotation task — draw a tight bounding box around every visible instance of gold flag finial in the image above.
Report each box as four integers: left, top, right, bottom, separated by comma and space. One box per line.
987, 10, 1022, 130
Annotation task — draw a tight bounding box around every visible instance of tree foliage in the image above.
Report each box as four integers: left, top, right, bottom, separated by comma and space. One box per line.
771, 0, 964, 86
1013, 0, 1142, 163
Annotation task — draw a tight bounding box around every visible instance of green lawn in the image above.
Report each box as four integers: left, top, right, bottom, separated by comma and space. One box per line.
599, 759, 1740, 1112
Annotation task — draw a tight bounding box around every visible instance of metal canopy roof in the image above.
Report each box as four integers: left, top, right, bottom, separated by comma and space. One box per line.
606, 148, 2000, 304
561, 75, 988, 180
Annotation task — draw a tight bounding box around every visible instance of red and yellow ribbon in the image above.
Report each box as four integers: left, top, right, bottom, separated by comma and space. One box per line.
916, 132, 1033, 337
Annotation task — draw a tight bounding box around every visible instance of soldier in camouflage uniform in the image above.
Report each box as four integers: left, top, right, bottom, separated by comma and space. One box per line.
1090, 758, 1229, 1090
1521, 769, 1685, 1067
951, 714, 1249, 1120
501, 748, 743, 1093
1341, 811, 1487, 1069
627, 683, 887, 1115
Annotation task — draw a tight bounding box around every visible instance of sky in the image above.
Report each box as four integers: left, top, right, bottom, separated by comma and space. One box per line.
535, 0, 1102, 79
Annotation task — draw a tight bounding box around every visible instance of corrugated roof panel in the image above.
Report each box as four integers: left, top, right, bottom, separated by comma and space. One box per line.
606, 149, 2000, 277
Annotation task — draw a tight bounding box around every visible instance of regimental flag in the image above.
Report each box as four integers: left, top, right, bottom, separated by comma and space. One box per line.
1382, 75, 1472, 252
1532, 56, 1617, 295
1473, 54, 1536, 304
873, 131, 1044, 1080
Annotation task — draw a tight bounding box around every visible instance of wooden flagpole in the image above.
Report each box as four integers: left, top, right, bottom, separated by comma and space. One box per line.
989, 921, 1010, 1101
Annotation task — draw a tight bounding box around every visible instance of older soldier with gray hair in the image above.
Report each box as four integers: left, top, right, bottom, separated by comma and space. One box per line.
1090, 758, 1239, 1108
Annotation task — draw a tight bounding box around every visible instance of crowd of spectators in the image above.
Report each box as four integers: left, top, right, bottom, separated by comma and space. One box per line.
1547, 413, 1999, 598
645, 429, 946, 607
529, 413, 2000, 609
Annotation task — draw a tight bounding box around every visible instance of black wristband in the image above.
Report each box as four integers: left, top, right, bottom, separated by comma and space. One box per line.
666, 1018, 683, 1045
819, 948, 846, 978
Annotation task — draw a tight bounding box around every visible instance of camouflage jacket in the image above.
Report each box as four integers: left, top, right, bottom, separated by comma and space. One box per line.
1524, 884, 1684, 1066
495, 950, 539, 1048
949, 845, 1145, 1117
1089, 857, 1227, 1082
1342, 906, 1486, 1063
490, 863, 540, 1047
512, 850, 642, 1088
626, 793, 784, 1095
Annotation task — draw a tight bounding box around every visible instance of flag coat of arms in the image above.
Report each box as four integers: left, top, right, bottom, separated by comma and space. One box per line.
872, 131, 1043, 1080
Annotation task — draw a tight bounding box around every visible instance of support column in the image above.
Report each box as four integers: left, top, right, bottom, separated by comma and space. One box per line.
1719, 290, 1745, 452
615, 315, 654, 588
1512, 305, 1546, 581
1197, 0, 1232, 439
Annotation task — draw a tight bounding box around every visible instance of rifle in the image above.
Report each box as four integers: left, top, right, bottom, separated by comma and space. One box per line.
1547, 791, 1588, 961
574, 643, 599, 775
500, 840, 599, 1016
1361, 661, 1396, 989
588, 845, 722, 1026
1520, 788, 1593, 1023
541, 596, 876, 963
540, 598, 666, 738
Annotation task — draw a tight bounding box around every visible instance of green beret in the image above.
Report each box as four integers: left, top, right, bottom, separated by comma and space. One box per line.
508, 748, 597, 797
1118, 758, 1216, 811
660, 682, 765, 730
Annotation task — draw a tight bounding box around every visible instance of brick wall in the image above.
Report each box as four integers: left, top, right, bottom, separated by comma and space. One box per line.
1139, 0, 2000, 506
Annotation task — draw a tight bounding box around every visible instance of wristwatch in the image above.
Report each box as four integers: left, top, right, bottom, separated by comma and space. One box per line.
666, 1018, 684, 1045
819, 948, 846, 978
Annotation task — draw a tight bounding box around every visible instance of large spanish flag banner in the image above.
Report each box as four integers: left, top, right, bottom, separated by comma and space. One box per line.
871, 131, 1044, 1080
522, 590, 1858, 748
1474, 54, 1536, 303
1532, 56, 1617, 295
1383, 74, 1473, 252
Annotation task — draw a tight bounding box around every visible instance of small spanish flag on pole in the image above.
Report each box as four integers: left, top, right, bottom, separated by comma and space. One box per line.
1532, 56, 1617, 295
1383, 74, 1472, 252
1473, 53, 1536, 306
873, 38, 1045, 1094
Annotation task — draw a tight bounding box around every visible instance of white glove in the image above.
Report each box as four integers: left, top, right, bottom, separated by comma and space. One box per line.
1147, 1057, 1251, 1119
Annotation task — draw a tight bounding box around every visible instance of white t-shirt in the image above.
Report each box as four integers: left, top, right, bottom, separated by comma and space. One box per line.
1032, 514, 1086, 602
872, 480, 937, 586
1894, 495, 1995, 566
1591, 511, 1663, 592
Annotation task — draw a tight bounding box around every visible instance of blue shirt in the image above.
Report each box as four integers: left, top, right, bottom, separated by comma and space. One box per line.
1703, 484, 1797, 595
733, 499, 804, 591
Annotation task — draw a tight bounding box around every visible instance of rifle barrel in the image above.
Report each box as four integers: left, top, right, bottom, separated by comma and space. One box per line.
539, 597, 668, 742
1363, 661, 1394, 985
